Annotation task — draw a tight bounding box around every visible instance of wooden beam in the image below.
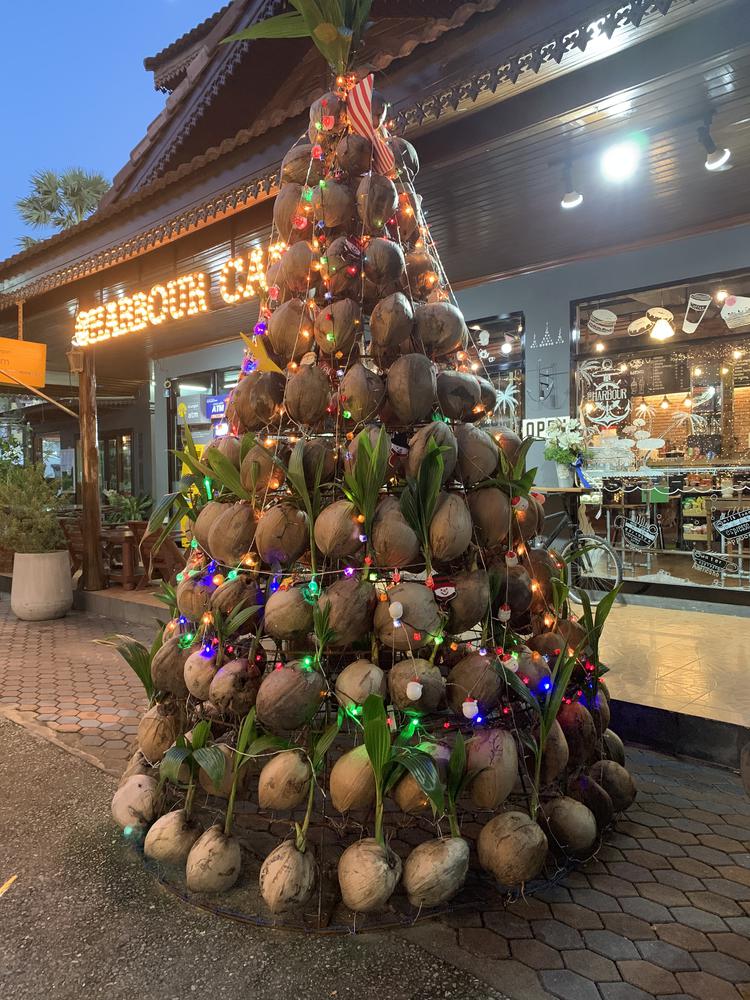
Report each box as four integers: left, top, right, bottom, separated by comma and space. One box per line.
79, 349, 105, 591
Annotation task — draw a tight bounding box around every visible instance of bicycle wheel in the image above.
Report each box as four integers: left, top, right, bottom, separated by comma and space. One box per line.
560, 536, 623, 605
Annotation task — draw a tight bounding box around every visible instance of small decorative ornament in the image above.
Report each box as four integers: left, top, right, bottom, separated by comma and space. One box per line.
311, 144, 324, 160
505, 551, 518, 567
389, 601, 404, 620
406, 681, 424, 702
253, 320, 268, 337
292, 214, 308, 230
268, 284, 280, 301
462, 699, 479, 720
432, 575, 456, 602
498, 603, 511, 623
321, 114, 335, 130
511, 495, 529, 512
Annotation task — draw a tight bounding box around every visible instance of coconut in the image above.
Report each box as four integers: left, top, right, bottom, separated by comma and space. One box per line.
477, 811, 548, 886
436, 370, 481, 421
446, 653, 502, 715
413, 302, 467, 358
603, 729, 626, 766
263, 587, 314, 642
314, 500, 362, 560
490, 564, 532, 616
430, 492, 472, 563
329, 744, 375, 812
446, 570, 490, 633
390, 136, 419, 178
339, 363, 385, 423
199, 742, 242, 798
310, 180, 355, 229
300, 437, 336, 486
309, 92, 345, 138
281, 143, 324, 185
475, 378, 499, 418
394, 184, 421, 240
388, 657, 444, 712
467, 728, 518, 809
370, 292, 414, 367
138, 702, 181, 763
176, 577, 213, 621
556, 619, 589, 653
557, 701, 597, 767
119, 749, 151, 787
338, 838, 402, 912
467, 488, 511, 548
372, 496, 421, 569
493, 426, 522, 465
356, 174, 398, 235
363, 237, 405, 287
336, 133, 372, 174
259, 840, 316, 913
542, 796, 598, 856
335, 659, 386, 709
539, 719, 570, 785
511, 501, 541, 545
110, 774, 159, 832
526, 549, 561, 612
405, 249, 440, 298
240, 444, 284, 495
286, 364, 330, 426
344, 425, 391, 477
392, 770, 431, 814
273, 183, 310, 242
318, 577, 376, 647
455, 424, 498, 485
267, 298, 310, 364
581, 687, 611, 735
231, 371, 285, 431
515, 648, 552, 692
210, 575, 262, 622
258, 750, 311, 811
281, 241, 317, 293
143, 809, 202, 865
567, 773, 614, 831
386, 354, 436, 425
318, 235, 360, 298
255, 660, 324, 735
526, 632, 565, 657
207, 502, 257, 567
186, 825, 242, 894
588, 760, 637, 812
184, 647, 219, 701
191, 501, 226, 552
202, 435, 241, 470
209, 657, 262, 715
406, 422, 457, 484
373, 582, 441, 652
255, 503, 309, 566
314, 298, 361, 355
402, 837, 469, 908
151, 635, 190, 698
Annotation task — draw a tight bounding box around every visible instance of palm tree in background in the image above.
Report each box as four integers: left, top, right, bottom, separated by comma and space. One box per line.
16, 168, 110, 250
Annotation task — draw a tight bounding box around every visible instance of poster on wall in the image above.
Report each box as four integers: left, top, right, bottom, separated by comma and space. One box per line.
578, 358, 631, 427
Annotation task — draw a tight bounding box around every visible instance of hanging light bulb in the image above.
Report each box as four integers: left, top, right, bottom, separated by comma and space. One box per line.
683, 395, 693, 408
659, 395, 670, 410
560, 162, 583, 209
500, 339, 513, 355
698, 115, 731, 172
650, 318, 674, 341
715, 289, 729, 303
595, 341, 605, 352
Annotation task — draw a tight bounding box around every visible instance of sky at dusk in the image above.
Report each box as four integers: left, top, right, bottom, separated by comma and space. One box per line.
1, 0, 221, 261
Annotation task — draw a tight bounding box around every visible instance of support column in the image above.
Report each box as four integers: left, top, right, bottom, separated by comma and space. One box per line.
79, 349, 105, 591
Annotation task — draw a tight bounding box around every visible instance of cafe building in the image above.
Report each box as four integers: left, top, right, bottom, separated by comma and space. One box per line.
0, 0, 748, 597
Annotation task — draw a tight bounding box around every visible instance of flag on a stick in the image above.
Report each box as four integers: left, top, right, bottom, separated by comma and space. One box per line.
347, 74, 395, 176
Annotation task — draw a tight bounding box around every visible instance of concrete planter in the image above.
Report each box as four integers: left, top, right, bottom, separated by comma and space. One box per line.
11, 551, 73, 621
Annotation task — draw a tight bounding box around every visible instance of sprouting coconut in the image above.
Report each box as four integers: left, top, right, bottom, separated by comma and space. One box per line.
474, 378, 498, 418
255, 503, 309, 566
285, 364, 331, 425
138, 702, 182, 763
191, 500, 226, 552
258, 750, 311, 811
477, 811, 548, 886
300, 437, 336, 486
255, 660, 325, 735
344, 424, 391, 477
588, 760, 637, 812
339, 363, 385, 423
240, 444, 284, 495
230, 370, 285, 431
467, 727, 518, 809
557, 701, 597, 767
318, 577, 376, 647
338, 838, 402, 913
199, 742, 244, 798
373, 582, 440, 652
538, 718, 569, 785
446, 652, 502, 716
603, 728, 626, 766
176, 575, 214, 621
405, 248, 439, 298
209, 658, 262, 715
493, 425, 522, 465
143, 809, 202, 865
202, 434, 241, 470
334, 659, 387, 710
314, 298, 361, 355
386, 354, 436, 425
402, 837, 470, 909
446, 570, 490, 633
567, 772, 614, 831
210, 575, 262, 621
151, 635, 190, 698
329, 744, 375, 812
111, 774, 159, 832
454, 424, 498, 485
555, 618, 588, 650
370, 292, 414, 367
263, 586, 314, 642
406, 422, 457, 484
184, 646, 219, 701
467, 488, 511, 548
387, 657, 444, 712
119, 749, 151, 787
413, 301, 468, 358
314, 500, 362, 560
490, 563, 533, 616
542, 796, 598, 856
393, 771, 431, 814
429, 492, 472, 563
510, 501, 541, 545
372, 496, 421, 568
207, 502, 257, 567
259, 839, 316, 913
185, 824, 242, 894
580, 686, 611, 735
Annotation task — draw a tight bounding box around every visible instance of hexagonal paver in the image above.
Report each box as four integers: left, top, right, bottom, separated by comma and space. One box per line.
569, 888, 622, 912
539, 970, 601, 1000
532, 920, 583, 950
550, 904, 602, 930
482, 911, 533, 938
709, 932, 750, 963
620, 896, 674, 923
510, 938, 563, 970
654, 869, 704, 891
562, 949, 620, 981
636, 883, 690, 907
695, 951, 750, 981
607, 862, 656, 883
588, 875, 639, 897
635, 940, 698, 972
670, 906, 728, 932
583, 930, 639, 961
687, 890, 742, 917
672, 857, 718, 878
677, 972, 743, 1000
704, 878, 750, 901
598, 983, 654, 1000
457, 928, 509, 958
618, 959, 679, 995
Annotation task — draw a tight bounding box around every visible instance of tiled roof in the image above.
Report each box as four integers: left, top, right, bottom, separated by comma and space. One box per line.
143, 2, 233, 70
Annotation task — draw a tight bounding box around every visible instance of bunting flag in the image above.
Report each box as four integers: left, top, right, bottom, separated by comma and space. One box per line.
347, 73, 395, 176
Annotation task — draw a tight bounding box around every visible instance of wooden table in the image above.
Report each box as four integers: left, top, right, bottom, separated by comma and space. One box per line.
100, 526, 137, 590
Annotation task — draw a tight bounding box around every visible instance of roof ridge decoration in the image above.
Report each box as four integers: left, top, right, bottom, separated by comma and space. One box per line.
144, 2, 234, 72
0, 0, 691, 301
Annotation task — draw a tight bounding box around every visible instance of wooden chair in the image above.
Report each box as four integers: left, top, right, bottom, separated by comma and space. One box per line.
129, 521, 185, 589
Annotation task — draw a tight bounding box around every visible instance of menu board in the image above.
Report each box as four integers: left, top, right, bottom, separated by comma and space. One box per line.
630, 355, 691, 396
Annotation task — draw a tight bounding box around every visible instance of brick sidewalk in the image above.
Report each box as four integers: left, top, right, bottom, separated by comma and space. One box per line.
1, 600, 749, 998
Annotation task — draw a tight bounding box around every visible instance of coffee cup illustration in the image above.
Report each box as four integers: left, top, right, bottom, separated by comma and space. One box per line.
682, 292, 711, 333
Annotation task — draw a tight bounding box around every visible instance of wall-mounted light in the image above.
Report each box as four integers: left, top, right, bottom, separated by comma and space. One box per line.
560, 162, 583, 209
659, 395, 670, 410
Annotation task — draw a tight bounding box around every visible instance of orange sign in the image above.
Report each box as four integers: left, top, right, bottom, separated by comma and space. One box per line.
0, 337, 46, 388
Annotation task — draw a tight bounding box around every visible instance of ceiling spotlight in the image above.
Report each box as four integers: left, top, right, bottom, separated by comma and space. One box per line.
595, 341, 605, 352
601, 139, 641, 182
698, 117, 731, 172
560, 163, 583, 209
659, 395, 670, 410
715, 289, 729, 303
500, 340, 513, 355
683, 396, 693, 408
650, 318, 674, 341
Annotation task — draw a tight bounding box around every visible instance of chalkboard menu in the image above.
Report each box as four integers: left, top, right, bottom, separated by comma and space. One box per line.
734, 357, 750, 388
630, 355, 691, 396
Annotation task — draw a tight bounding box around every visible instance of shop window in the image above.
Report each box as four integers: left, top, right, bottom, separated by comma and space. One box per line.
99, 431, 133, 494
466, 313, 525, 432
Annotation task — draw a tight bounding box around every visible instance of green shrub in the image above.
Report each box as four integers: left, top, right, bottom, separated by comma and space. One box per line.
0, 464, 65, 553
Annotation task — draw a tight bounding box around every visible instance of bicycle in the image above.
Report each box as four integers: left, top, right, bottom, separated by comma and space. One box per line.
533, 502, 623, 605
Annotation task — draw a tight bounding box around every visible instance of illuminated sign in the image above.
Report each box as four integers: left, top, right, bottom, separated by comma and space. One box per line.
0, 337, 47, 388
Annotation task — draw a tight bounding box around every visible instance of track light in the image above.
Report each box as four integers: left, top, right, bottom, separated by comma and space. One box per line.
560, 163, 583, 209
698, 117, 731, 171
601, 139, 641, 182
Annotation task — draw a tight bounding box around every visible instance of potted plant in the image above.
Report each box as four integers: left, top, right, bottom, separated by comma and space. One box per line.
0, 464, 73, 620
542, 418, 587, 487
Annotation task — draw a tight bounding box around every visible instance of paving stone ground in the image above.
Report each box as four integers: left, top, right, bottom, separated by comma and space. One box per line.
1, 599, 749, 999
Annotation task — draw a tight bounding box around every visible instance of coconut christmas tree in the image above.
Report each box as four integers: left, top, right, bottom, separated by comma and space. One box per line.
111, 3, 636, 923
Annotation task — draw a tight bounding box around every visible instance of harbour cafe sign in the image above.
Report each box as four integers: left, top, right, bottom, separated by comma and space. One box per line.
72, 243, 284, 347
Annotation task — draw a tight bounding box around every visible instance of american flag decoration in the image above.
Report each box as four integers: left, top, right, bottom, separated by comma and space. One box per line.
346, 73, 395, 176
